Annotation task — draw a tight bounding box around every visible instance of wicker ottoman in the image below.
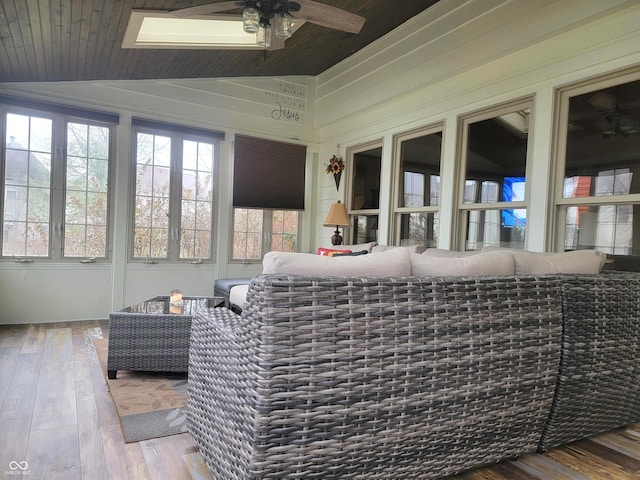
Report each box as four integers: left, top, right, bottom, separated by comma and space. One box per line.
107, 296, 222, 379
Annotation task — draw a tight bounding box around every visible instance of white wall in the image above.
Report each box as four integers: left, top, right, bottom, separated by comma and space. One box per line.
1, 0, 640, 323
0, 77, 318, 323
313, 0, 640, 248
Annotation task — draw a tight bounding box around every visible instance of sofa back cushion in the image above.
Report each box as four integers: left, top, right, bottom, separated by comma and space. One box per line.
263, 247, 411, 277
322, 242, 377, 253
512, 249, 606, 274
410, 250, 515, 276
371, 244, 426, 254
421, 248, 479, 258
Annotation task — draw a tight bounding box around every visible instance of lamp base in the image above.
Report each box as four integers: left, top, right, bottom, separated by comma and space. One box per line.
331, 228, 343, 246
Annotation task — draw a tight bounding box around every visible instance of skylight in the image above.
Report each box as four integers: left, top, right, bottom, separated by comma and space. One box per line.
122, 10, 304, 50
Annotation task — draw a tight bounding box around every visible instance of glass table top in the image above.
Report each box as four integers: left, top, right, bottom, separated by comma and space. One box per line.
122, 296, 223, 315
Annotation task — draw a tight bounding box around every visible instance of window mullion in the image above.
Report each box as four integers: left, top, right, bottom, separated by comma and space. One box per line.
50, 116, 66, 260
169, 136, 183, 260
262, 210, 273, 254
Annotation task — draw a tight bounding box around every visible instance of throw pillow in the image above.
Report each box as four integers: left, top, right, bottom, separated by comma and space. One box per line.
322, 242, 377, 253
410, 250, 516, 276
317, 247, 352, 256
262, 247, 411, 277
331, 250, 368, 256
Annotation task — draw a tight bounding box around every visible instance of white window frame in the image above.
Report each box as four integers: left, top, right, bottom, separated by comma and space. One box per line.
552, 67, 640, 254
391, 124, 443, 247
455, 97, 534, 251
346, 140, 383, 245
1, 104, 115, 261
130, 123, 219, 263
231, 207, 300, 263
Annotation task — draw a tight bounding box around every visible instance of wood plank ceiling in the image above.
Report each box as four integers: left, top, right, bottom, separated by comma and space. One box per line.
0, 0, 440, 82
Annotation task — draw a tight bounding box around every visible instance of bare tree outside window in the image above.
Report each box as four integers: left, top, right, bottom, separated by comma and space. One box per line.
232, 208, 298, 261
3, 113, 52, 257
132, 127, 217, 261
64, 122, 110, 257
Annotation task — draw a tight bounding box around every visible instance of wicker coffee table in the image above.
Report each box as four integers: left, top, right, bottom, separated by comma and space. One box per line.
107, 296, 223, 379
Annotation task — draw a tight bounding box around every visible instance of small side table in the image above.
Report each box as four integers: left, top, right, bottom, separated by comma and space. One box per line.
107, 296, 223, 379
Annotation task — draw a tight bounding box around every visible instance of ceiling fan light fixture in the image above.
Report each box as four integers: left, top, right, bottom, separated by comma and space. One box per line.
256, 24, 272, 48
620, 115, 640, 135
275, 12, 292, 39
242, 5, 260, 34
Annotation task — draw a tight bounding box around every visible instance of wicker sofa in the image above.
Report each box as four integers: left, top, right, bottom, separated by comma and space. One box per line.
188, 273, 564, 479
188, 247, 640, 479
539, 271, 640, 450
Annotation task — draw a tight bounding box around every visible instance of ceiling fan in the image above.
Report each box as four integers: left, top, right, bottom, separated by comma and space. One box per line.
170, 1, 366, 51
588, 88, 640, 137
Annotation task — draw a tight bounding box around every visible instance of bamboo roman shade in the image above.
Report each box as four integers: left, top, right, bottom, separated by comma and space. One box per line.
233, 135, 306, 210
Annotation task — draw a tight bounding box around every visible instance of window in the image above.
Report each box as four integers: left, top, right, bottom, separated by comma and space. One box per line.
231, 135, 306, 262
2, 100, 116, 260
555, 73, 640, 255
131, 119, 222, 261
232, 208, 298, 261
457, 100, 532, 251
65, 122, 111, 257
349, 143, 382, 244
392, 127, 442, 247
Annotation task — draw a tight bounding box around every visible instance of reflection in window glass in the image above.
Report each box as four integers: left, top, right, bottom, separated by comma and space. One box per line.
398, 212, 438, 248
395, 130, 442, 246
351, 147, 381, 210
502, 177, 526, 231
350, 145, 382, 244
565, 81, 640, 197
399, 133, 441, 207
465, 209, 526, 251
404, 172, 424, 208
352, 215, 378, 244
565, 204, 635, 255
560, 78, 640, 255
464, 113, 528, 204
462, 106, 530, 250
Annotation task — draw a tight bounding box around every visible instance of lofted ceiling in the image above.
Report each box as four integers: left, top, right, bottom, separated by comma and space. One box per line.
0, 0, 440, 83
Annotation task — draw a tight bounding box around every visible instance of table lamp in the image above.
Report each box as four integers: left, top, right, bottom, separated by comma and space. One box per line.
323, 200, 351, 246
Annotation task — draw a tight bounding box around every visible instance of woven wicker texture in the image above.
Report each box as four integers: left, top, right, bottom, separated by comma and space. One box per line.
539, 271, 640, 450
188, 274, 563, 479
107, 312, 192, 375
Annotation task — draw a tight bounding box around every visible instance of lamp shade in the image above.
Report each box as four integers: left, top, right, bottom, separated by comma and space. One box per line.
323, 201, 351, 227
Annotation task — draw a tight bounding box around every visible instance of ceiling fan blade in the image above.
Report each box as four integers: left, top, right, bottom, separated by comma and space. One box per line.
293, 0, 365, 34
171, 1, 242, 17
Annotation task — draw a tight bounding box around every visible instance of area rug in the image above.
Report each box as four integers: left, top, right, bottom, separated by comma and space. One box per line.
93, 338, 189, 443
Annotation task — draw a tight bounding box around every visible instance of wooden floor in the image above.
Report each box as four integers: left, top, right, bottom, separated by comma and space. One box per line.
1, 321, 640, 480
